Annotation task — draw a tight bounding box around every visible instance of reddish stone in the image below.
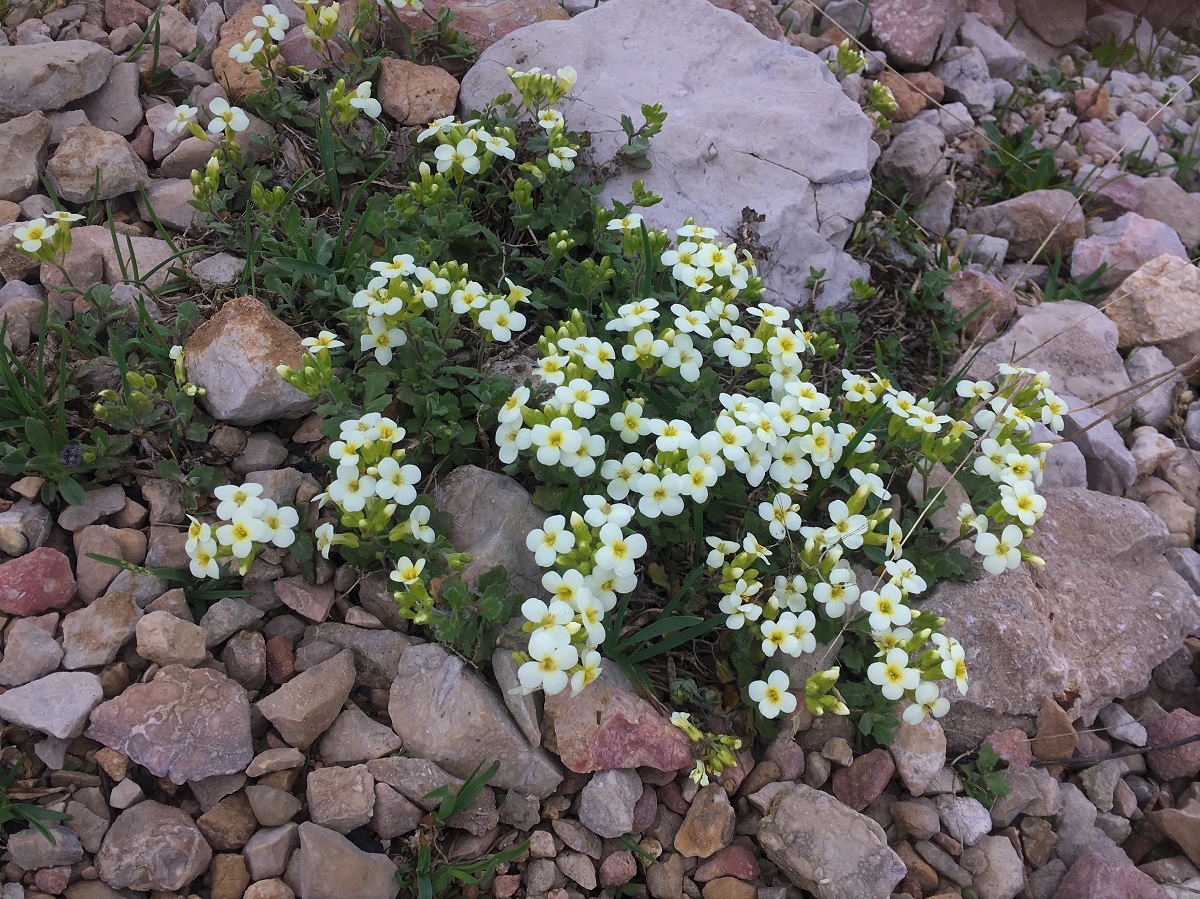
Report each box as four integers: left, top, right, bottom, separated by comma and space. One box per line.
34, 866, 71, 894
1148, 709, 1200, 780
599, 850, 638, 887
879, 71, 930, 123
694, 844, 760, 882
543, 679, 693, 774
831, 748, 895, 812
659, 781, 690, 815
105, 0, 152, 28
0, 547, 76, 616
984, 728, 1033, 767
632, 785, 658, 832
909, 72, 945, 104
765, 738, 806, 780
265, 636, 295, 684
274, 576, 336, 623
944, 269, 1018, 341
86, 665, 254, 785
707, 0, 784, 38
1075, 87, 1110, 122
129, 125, 154, 164
382, 0, 567, 54
1052, 849, 1170, 899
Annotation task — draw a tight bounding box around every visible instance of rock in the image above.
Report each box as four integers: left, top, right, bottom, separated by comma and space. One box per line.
61, 592, 142, 669
542, 676, 693, 773
674, 784, 735, 858
932, 46, 995, 117
433, 465, 552, 598
307, 765, 375, 833
58, 484, 128, 532
213, 3, 281, 97
135, 609, 208, 667
1097, 703, 1147, 747
244, 822, 299, 880
893, 800, 941, 840
136, 178, 199, 231
936, 794, 992, 846
0, 671, 102, 739
944, 269, 1016, 340
1139, 177, 1200, 250
86, 665, 254, 784
372, 783, 424, 838
7, 826, 84, 870
274, 577, 336, 623
191, 251, 244, 287
73, 526, 147, 603
79, 62, 141, 136
46, 125, 148, 203
890, 706, 947, 795
878, 71, 933, 123
577, 768, 642, 838
319, 706, 403, 765
367, 756, 464, 810
385, 0, 566, 53
199, 597, 264, 647
459, 0, 876, 308
377, 58, 459, 125
962, 190, 1084, 262
0, 616, 63, 686
1113, 111, 1160, 164
758, 783, 906, 899
95, 801, 211, 892
965, 834, 1025, 899
1031, 697, 1078, 760
926, 488, 1200, 750
600, 849, 638, 887
1016, 0, 1084, 45
1106, 255, 1200, 357
1071, 213, 1187, 288
1148, 710, 1200, 780
389, 642, 563, 796
184, 295, 317, 426
1056, 400, 1137, 496
294, 822, 400, 899
0, 547, 75, 615
246, 784, 302, 828
1126, 478, 1195, 549
1148, 800, 1200, 868
1124, 346, 1181, 431
0, 112, 52, 201
877, 121, 948, 199
959, 13, 1026, 81
211, 853, 251, 899
0, 41, 116, 121
557, 849, 598, 890
258, 648, 355, 749
1051, 848, 1170, 898
869, 0, 964, 68
967, 300, 1129, 415
197, 793, 258, 850
832, 748, 895, 811
303, 623, 416, 690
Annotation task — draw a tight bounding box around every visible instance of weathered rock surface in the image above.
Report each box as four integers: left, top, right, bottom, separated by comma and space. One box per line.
0, 41, 116, 121
757, 783, 907, 899
869, 0, 964, 69
294, 822, 400, 899
184, 295, 317, 426
46, 125, 148, 203
256, 648, 356, 749
0, 671, 103, 739
0, 112, 52, 202
928, 488, 1200, 750
1106, 255, 1200, 358
459, 0, 877, 308
389, 643, 563, 797
87, 666, 254, 784
96, 801, 212, 892
962, 189, 1084, 261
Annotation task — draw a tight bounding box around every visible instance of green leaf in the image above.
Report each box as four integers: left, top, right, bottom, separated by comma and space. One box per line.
24, 418, 55, 456
58, 478, 86, 507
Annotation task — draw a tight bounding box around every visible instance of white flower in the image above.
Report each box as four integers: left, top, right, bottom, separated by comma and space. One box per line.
622, 328, 669, 364
315, 522, 336, 558
975, 524, 1024, 575
705, 536, 739, 569
350, 82, 382, 119
651, 418, 695, 454
413, 267, 451, 306
671, 303, 712, 338
934, 636, 969, 695
531, 417, 582, 467
956, 379, 995, 401
677, 223, 718, 240
748, 670, 796, 719
759, 493, 801, 541
208, 97, 250, 134
1000, 480, 1045, 526
760, 613, 800, 657
450, 281, 487, 314
824, 499, 869, 550
601, 453, 643, 501
593, 522, 646, 579
327, 471, 377, 513
903, 682, 951, 724
408, 505, 436, 543
537, 108, 565, 131
216, 510, 266, 559
434, 138, 480, 175
390, 555, 426, 586
478, 299, 526, 342
257, 500, 299, 548
168, 104, 198, 134
547, 145, 576, 171
360, 318, 407, 364
185, 516, 212, 555
555, 378, 608, 419
229, 29, 264, 64
302, 330, 345, 350
680, 456, 718, 503
45, 210, 83, 225
607, 213, 644, 233
479, 130, 515, 160
518, 628, 578, 695
634, 471, 685, 519
521, 597, 575, 635
713, 326, 762, 367
812, 566, 858, 618
189, 538, 220, 579
662, 332, 702, 382
526, 515, 575, 567
375, 457, 421, 505
583, 496, 634, 529
252, 4, 289, 39
860, 584, 911, 631
884, 559, 927, 595
536, 353, 568, 386
417, 115, 456, 142
607, 298, 660, 332
371, 253, 416, 279
719, 585, 762, 629
571, 650, 602, 694
610, 401, 651, 444
13, 218, 56, 254
868, 647, 920, 701
849, 468, 890, 501
215, 483, 265, 520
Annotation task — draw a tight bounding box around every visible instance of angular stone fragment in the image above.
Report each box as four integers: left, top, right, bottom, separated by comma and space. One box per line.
389, 643, 562, 796
0, 41, 116, 121
962, 189, 1084, 261
257, 648, 355, 749
869, 0, 964, 68
0, 671, 104, 739
0, 547, 75, 615
87, 666, 254, 784
46, 125, 148, 203
294, 822, 400, 899
95, 801, 212, 892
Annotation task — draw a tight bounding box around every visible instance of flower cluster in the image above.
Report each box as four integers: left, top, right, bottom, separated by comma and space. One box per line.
499, 216, 1063, 735
185, 483, 299, 578
229, 2, 287, 71
12, 211, 84, 263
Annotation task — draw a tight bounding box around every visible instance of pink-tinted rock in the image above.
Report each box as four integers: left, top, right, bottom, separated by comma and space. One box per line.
543, 678, 693, 774
1070, 212, 1187, 288
1085, 170, 1147, 220
105, 0, 152, 28
34, 866, 71, 894
383, 0, 567, 54
693, 844, 760, 882
1051, 848, 1170, 899
869, 0, 964, 69
707, 0, 784, 38
0, 547, 76, 615
274, 577, 336, 623
831, 748, 896, 812
599, 849, 638, 887
985, 728, 1033, 766
87, 665, 254, 785
944, 269, 1017, 340
1147, 709, 1200, 781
